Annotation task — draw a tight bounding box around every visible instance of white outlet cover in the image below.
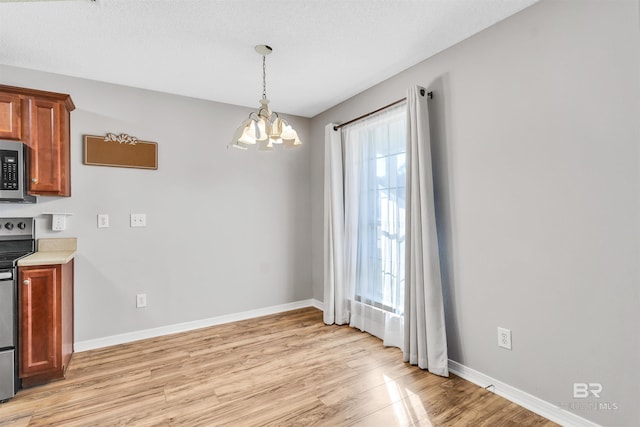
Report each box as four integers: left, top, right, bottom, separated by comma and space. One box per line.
497, 327, 512, 350
52, 214, 66, 231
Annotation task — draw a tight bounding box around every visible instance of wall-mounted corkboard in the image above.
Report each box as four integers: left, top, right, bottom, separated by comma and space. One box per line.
84, 134, 158, 170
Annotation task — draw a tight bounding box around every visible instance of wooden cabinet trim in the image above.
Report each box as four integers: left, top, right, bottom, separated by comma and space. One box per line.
0, 84, 75, 112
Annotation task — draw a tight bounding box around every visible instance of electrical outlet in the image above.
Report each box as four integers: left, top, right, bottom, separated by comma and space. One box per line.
52, 214, 66, 231
497, 327, 512, 350
130, 213, 147, 228
136, 293, 147, 308
98, 214, 109, 228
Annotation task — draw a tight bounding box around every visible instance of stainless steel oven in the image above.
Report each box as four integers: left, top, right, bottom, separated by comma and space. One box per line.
0, 269, 18, 402
0, 140, 35, 203
0, 218, 35, 402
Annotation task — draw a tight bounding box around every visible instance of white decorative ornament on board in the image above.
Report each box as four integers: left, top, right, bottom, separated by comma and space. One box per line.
104, 133, 138, 145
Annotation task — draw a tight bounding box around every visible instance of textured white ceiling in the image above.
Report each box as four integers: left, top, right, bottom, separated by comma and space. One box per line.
0, 0, 538, 117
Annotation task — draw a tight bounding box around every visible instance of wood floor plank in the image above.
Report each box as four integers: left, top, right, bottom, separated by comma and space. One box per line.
0, 307, 557, 426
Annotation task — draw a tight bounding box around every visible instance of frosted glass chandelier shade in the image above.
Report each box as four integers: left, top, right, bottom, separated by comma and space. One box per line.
230, 45, 302, 151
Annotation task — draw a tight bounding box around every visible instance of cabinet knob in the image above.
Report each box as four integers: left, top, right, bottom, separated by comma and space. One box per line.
31, 178, 38, 183
23, 279, 30, 285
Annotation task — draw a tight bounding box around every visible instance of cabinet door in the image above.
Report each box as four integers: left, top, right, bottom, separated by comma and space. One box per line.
19, 266, 61, 378
26, 98, 69, 195
0, 93, 21, 140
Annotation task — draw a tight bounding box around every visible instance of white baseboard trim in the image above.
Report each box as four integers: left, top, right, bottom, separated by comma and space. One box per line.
310, 299, 324, 311
448, 360, 601, 427
75, 298, 323, 352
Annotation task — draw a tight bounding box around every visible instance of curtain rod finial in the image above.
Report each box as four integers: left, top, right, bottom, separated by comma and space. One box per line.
419, 89, 434, 99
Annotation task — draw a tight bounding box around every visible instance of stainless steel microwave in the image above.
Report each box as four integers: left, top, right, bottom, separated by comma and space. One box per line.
0, 140, 36, 203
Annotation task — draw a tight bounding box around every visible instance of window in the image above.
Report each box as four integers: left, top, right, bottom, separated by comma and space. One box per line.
343, 103, 406, 316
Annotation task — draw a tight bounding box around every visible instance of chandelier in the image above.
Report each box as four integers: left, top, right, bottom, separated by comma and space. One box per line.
230, 45, 301, 151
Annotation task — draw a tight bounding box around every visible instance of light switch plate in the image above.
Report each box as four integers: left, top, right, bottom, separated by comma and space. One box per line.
136, 293, 147, 308
98, 214, 109, 228
130, 213, 146, 227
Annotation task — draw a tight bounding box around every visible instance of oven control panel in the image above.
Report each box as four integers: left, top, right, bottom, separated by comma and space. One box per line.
0, 218, 34, 239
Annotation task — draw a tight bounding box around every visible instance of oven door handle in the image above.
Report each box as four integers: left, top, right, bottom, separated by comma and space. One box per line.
0, 271, 12, 280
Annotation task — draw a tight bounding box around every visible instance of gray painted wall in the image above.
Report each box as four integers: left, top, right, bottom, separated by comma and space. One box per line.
0, 65, 312, 341
2, 0, 638, 424
309, 0, 639, 425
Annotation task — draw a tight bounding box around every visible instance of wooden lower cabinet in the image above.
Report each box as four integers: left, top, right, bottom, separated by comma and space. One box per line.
18, 260, 74, 387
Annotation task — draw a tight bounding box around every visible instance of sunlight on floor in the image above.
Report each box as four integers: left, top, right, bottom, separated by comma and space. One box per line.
384, 375, 433, 426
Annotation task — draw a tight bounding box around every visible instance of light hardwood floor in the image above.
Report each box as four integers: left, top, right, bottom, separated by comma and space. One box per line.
0, 308, 556, 426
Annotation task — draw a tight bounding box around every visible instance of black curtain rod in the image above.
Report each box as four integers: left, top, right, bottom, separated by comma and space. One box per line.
333, 89, 433, 131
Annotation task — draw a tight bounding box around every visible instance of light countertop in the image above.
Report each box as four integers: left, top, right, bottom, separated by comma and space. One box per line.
17, 237, 77, 267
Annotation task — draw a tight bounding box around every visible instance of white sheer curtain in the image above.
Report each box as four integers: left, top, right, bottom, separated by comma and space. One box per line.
344, 104, 406, 348
403, 86, 449, 376
324, 104, 406, 348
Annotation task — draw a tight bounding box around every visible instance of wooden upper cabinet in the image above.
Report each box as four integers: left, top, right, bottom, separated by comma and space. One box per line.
0, 93, 21, 140
25, 98, 69, 195
0, 85, 74, 197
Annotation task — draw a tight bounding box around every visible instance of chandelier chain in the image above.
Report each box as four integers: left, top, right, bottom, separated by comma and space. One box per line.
262, 55, 267, 100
